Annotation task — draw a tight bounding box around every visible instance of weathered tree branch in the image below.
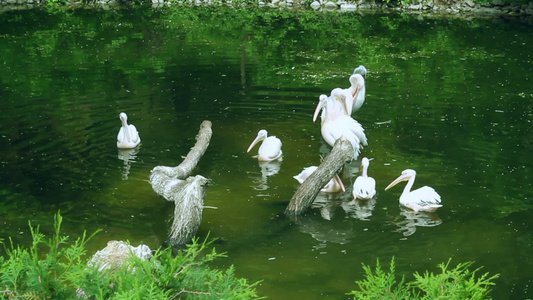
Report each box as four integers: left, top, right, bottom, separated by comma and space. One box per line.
149, 120, 212, 247
285, 138, 354, 216
150, 120, 212, 181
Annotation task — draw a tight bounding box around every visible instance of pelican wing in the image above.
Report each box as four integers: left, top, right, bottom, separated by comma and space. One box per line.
293, 166, 318, 184
401, 186, 442, 212
258, 136, 282, 161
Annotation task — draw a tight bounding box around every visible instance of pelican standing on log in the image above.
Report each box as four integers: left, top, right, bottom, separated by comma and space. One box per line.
385, 169, 442, 212
313, 89, 367, 159
117, 112, 141, 149
293, 166, 346, 193
352, 157, 376, 200
343, 65, 367, 115
247, 129, 282, 162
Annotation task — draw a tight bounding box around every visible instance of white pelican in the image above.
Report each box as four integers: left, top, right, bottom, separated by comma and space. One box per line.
247, 129, 282, 162
117, 112, 141, 149
385, 169, 442, 213
352, 157, 376, 200
293, 166, 345, 193
345, 73, 366, 115
313, 89, 367, 159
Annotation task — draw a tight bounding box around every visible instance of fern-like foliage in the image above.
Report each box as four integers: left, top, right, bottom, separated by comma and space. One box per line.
0, 212, 261, 300
349, 258, 499, 300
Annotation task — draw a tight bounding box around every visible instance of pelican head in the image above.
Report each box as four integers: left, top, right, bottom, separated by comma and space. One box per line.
330, 88, 350, 115
360, 157, 370, 171
385, 169, 416, 191
353, 65, 367, 77
119, 112, 128, 124
247, 129, 268, 153
313, 95, 328, 123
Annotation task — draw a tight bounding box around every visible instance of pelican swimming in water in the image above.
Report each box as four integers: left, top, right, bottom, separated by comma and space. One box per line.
352, 157, 376, 200
293, 166, 345, 193
313, 89, 367, 159
385, 169, 442, 212
117, 112, 141, 149
247, 129, 282, 162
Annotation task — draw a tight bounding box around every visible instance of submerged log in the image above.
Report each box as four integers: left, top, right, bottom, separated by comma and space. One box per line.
149, 120, 212, 246
285, 138, 354, 216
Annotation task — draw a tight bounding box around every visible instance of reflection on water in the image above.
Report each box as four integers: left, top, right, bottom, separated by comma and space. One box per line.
296, 212, 357, 245
117, 147, 140, 180
251, 160, 282, 191
389, 208, 443, 237
311, 192, 343, 221
342, 198, 377, 221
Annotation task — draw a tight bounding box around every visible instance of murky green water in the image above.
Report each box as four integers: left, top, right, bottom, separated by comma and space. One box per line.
0, 6, 532, 299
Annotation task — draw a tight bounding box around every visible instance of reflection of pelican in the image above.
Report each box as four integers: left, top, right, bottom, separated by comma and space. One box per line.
392, 208, 442, 237
117, 112, 141, 149
252, 161, 282, 191
352, 157, 376, 200
342, 66, 367, 115
313, 90, 367, 159
342, 197, 376, 221
117, 147, 139, 180
247, 129, 282, 162
293, 166, 345, 193
385, 169, 442, 212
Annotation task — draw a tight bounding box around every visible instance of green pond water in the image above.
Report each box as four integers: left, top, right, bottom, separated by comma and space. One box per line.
0, 6, 532, 299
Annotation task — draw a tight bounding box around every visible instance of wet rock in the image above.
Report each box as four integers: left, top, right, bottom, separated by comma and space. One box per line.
88, 241, 152, 272
340, 2, 356, 10
325, 1, 337, 8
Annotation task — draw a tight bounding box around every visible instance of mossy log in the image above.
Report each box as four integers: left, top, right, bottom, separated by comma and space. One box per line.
285, 138, 354, 216
149, 120, 212, 247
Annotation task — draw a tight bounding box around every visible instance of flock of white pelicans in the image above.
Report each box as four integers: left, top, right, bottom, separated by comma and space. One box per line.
116, 65, 442, 213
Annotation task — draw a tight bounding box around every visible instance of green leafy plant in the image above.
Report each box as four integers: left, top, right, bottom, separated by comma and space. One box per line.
349, 257, 499, 300
0, 212, 261, 299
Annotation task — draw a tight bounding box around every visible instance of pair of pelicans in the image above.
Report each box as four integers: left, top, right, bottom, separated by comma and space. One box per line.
247, 66, 442, 213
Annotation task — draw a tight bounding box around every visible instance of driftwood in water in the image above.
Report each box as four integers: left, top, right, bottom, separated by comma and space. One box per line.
285, 138, 354, 216
149, 120, 212, 247
151, 120, 212, 181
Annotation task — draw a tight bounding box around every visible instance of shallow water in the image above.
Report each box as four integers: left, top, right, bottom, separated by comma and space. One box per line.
0, 6, 532, 299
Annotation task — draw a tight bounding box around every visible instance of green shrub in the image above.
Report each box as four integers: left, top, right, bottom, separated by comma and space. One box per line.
0, 212, 261, 299
348, 257, 499, 300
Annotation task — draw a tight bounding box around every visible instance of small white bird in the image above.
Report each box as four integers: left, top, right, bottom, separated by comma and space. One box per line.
385, 169, 442, 213
293, 166, 345, 193
247, 129, 282, 162
117, 112, 141, 149
352, 157, 376, 200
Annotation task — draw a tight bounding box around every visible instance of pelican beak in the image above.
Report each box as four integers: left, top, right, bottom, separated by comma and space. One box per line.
313, 100, 324, 123
247, 135, 263, 153
341, 96, 350, 115
352, 85, 361, 99
333, 173, 346, 192
385, 174, 410, 191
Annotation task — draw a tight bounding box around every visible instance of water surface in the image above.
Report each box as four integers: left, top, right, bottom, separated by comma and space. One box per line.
0, 6, 532, 299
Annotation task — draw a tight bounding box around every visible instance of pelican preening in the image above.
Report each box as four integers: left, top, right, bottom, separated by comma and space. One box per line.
385, 169, 442, 213
313, 90, 367, 159
352, 157, 376, 200
293, 166, 345, 193
344, 73, 366, 115
247, 129, 283, 162
117, 112, 141, 149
